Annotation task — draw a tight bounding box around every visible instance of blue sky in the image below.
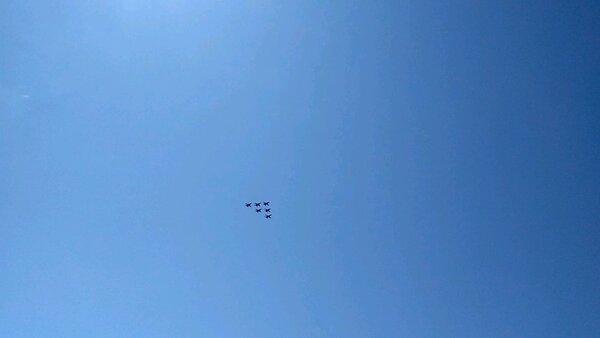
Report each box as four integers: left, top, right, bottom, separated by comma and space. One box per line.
1, 1, 599, 337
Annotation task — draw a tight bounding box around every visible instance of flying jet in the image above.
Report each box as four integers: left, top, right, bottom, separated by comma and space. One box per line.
265, 208, 271, 213
255, 208, 262, 213
263, 201, 270, 206
255, 203, 261, 207
265, 214, 272, 219
245, 203, 252, 207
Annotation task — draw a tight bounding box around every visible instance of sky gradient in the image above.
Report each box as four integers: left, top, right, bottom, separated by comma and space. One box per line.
1, 1, 599, 337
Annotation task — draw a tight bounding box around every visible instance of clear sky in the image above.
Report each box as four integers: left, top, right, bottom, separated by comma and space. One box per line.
1, 1, 599, 337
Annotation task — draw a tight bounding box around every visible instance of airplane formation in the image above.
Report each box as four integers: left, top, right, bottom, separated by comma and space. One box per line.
245, 201, 272, 219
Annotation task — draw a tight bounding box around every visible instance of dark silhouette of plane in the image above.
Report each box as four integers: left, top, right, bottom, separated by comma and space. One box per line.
245, 203, 252, 207
255, 203, 261, 207
265, 208, 271, 213
263, 201, 270, 206
265, 214, 272, 219
255, 209, 262, 213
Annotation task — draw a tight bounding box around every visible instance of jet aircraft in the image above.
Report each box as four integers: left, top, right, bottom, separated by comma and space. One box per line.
255, 203, 261, 207
263, 201, 270, 206
255, 208, 262, 213
265, 208, 271, 213
265, 214, 272, 219
245, 203, 252, 207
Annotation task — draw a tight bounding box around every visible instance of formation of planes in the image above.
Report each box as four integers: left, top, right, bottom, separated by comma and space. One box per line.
245, 201, 272, 219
